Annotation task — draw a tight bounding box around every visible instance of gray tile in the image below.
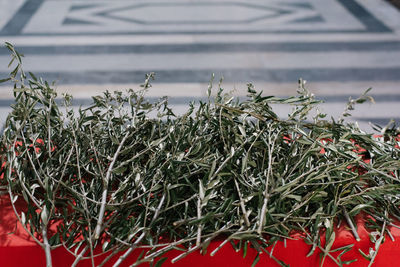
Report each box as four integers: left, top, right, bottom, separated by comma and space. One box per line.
0, 0, 399, 130
1, 0, 393, 36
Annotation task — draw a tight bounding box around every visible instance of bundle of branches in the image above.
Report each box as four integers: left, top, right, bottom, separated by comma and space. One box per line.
1, 43, 400, 267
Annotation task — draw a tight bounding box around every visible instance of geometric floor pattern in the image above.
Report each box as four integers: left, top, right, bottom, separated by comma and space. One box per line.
1, 0, 400, 130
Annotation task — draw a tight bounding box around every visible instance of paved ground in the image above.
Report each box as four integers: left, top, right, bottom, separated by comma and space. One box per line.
0, 0, 400, 131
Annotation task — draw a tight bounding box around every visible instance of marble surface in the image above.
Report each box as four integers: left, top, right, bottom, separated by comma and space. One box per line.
0, 0, 399, 131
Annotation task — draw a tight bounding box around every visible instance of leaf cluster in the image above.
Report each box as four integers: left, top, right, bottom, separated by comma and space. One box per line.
1, 44, 400, 267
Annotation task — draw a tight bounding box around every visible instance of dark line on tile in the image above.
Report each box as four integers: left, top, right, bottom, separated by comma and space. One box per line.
3, 29, 385, 36
280, 2, 314, 9
63, 17, 99, 26
356, 117, 400, 126
321, 94, 400, 103
336, 0, 392, 32
1, 41, 399, 55
70, 4, 101, 12
0, 0, 393, 36
291, 15, 324, 24
0, 0, 44, 35
1, 68, 400, 84
96, 1, 289, 25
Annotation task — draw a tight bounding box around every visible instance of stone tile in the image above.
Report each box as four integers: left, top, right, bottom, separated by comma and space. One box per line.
0, 0, 399, 131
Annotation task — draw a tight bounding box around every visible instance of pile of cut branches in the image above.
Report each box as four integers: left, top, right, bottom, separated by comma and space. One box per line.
1, 43, 399, 267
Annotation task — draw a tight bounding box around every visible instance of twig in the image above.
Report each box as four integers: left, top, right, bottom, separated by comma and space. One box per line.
5, 143, 43, 246
113, 193, 165, 267
112, 232, 146, 267
94, 131, 130, 240
42, 222, 53, 267
171, 245, 200, 263
196, 196, 202, 247
234, 178, 250, 227
258, 130, 277, 234
343, 207, 361, 241
71, 246, 88, 267
368, 219, 387, 267
98, 246, 124, 267
210, 226, 244, 257
71, 120, 96, 267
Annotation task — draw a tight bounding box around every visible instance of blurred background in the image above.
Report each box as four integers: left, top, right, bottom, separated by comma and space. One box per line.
0, 0, 400, 131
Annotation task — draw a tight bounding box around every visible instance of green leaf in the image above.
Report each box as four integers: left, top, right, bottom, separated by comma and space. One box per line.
199, 180, 205, 200
306, 242, 317, 257
243, 241, 248, 258
341, 259, 358, 265
286, 194, 302, 202
238, 125, 246, 138
48, 233, 60, 246
29, 72, 38, 81
154, 257, 168, 267
251, 253, 260, 267
348, 203, 373, 216
112, 166, 127, 174
208, 160, 216, 180
0, 77, 11, 83
358, 249, 371, 261
13, 88, 29, 93
21, 212, 26, 225
325, 231, 335, 254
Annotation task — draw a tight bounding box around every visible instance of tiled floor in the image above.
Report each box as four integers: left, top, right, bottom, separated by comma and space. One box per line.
0, 0, 400, 130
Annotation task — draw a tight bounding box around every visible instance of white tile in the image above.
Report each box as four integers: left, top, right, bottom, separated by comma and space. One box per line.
0, 0, 26, 30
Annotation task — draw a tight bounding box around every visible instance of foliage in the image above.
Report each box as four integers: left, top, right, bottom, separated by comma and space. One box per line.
1, 43, 400, 267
